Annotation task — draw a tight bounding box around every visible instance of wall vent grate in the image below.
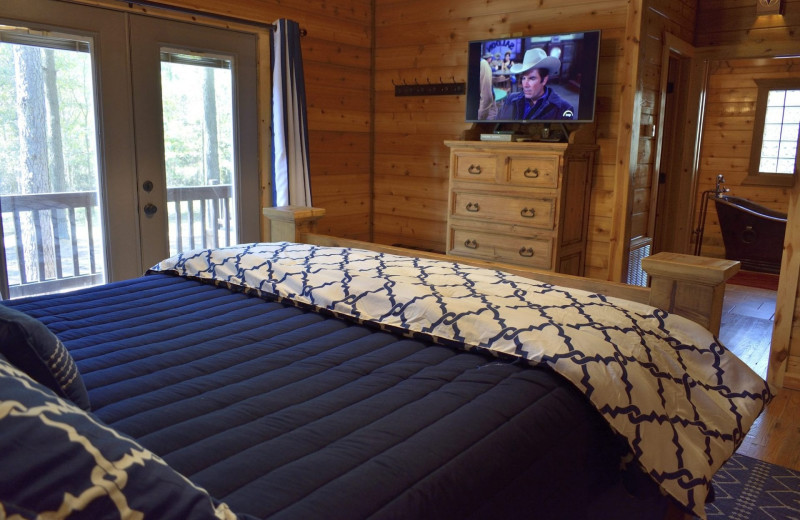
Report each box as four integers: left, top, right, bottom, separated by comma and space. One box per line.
627, 244, 651, 287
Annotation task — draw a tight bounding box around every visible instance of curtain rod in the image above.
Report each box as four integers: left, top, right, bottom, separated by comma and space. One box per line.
121, 0, 305, 34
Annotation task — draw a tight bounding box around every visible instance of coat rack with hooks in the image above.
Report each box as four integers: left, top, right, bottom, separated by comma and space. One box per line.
393, 77, 465, 96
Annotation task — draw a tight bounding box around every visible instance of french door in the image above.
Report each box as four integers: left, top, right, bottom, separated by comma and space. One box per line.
0, 0, 259, 298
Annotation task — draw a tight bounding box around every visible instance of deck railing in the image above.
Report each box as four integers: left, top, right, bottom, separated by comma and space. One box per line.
0, 185, 232, 299
167, 185, 233, 253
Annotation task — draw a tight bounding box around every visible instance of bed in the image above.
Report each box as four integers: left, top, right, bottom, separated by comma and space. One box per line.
0, 208, 772, 520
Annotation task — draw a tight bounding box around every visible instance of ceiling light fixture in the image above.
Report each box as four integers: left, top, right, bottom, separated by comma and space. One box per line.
757, 0, 783, 15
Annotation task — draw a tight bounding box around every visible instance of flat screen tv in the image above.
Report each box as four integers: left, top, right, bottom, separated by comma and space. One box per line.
465, 30, 601, 125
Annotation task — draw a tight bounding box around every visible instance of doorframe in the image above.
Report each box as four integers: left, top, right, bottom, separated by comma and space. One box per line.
651, 33, 699, 255
128, 14, 260, 269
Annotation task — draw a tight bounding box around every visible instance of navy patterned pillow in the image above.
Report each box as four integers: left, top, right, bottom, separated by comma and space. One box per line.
0, 358, 255, 520
0, 304, 90, 411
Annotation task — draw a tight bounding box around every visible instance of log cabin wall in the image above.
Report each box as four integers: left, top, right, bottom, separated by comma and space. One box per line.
372, 0, 635, 279
694, 57, 797, 260
61, 0, 650, 281
627, 0, 697, 274
371, 0, 698, 282
693, 0, 800, 389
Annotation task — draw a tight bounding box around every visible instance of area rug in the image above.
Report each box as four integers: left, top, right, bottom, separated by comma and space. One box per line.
728, 270, 780, 291
705, 452, 800, 519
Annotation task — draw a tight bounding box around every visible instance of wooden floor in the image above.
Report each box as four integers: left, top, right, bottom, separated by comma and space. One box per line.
718, 282, 800, 471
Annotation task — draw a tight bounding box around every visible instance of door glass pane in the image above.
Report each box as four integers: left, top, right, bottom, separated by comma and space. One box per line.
0, 28, 106, 298
160, 49, 236, 256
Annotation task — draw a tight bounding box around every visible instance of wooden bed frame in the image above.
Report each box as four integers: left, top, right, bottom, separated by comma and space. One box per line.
264, 206, 740, 337
264, 205, 742, 520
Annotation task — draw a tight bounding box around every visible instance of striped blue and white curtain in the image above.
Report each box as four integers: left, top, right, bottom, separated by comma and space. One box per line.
272, 19, 312, 206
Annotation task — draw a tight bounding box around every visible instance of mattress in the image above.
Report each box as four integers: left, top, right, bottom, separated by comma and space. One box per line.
5, 272, 669, 519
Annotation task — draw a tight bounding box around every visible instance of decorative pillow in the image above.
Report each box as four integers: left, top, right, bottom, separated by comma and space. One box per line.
0, 358, 256, 520
0, 304, 90, 410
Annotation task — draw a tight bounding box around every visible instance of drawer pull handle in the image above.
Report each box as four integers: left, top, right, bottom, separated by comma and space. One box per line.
523, 168, 540, 178
465, 202, 480, 212
468, 164, 482, 175
518, 247, 535, 257
520, 207, 536, 218
464, 239, 479, 249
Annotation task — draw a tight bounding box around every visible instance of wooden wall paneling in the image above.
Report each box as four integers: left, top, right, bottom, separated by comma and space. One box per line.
694, 0, 800, 389
608, 0, 644, 282
375, 0, 629, 34
696, 0, 800, 47
372, 214, 447, 252
372, 0, 633, 275
375, 154, 450, 180
301, 37, 372, 68
647, 0, 696, 43
375, 174, 448, 201
308, 130, 370, 155
771, 179, 800, 389
694, 56, 798, 258
622, 0, 698, 268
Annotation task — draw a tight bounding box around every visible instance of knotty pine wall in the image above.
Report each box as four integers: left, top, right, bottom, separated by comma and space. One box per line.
694, 57, 798, 260
632, 0, 697, 259
373, 0, 636, 280
693, 0, 799, 261
693, 0, 800, 389
109, 0, 696, 282
125, 0, 693, 282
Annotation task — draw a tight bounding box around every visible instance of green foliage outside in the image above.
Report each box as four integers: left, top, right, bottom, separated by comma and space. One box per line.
0, 42, 235, 195
161, 61, 234, 188
0, 43, 98, 195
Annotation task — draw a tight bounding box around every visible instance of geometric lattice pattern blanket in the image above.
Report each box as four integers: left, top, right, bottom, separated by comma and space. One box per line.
151, 242, 774, 518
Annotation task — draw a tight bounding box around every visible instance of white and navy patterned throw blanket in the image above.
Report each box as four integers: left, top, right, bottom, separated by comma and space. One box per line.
152, 242, 773, 518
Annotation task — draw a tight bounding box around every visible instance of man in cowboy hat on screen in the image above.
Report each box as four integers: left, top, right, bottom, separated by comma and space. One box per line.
496, 47, 575, 120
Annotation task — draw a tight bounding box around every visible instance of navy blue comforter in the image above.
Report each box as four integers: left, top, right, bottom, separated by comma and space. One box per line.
6, 273, 669, 519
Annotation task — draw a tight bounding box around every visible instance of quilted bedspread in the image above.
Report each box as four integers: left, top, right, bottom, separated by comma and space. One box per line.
152, 242, 772, 518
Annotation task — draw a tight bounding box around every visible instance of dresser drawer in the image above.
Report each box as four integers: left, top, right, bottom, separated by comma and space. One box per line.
452, 152, 496, 182
507, 155, 559, 188
450, 228, 552, 269
451, 190, 555, 229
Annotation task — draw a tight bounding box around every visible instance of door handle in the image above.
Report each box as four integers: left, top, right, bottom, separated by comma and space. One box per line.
143, 203, 158, 216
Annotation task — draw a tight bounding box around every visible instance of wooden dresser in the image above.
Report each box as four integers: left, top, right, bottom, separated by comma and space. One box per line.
445, 140, 596, 276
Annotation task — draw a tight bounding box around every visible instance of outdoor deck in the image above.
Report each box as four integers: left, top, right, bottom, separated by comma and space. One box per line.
0, 185, 232, 299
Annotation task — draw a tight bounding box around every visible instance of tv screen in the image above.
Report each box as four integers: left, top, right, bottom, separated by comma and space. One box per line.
465, 30, 601, 124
